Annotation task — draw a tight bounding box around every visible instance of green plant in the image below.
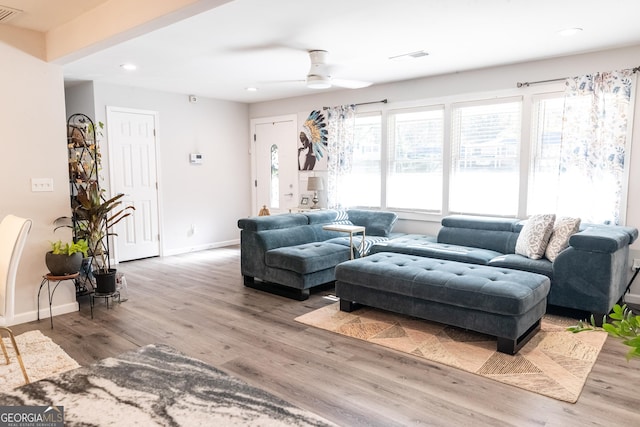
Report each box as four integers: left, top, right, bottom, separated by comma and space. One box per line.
74, 181, 134, 272
50, 239, 89, 257
568, 304, 640, 361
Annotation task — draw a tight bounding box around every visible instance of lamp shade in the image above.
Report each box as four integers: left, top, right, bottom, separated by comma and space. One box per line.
307, 177, 324, 191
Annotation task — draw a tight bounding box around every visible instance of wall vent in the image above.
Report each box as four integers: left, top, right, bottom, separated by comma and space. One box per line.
0, 5, 22, 23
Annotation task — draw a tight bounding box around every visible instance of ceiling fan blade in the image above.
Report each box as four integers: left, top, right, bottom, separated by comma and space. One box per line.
331, 78, 373, 89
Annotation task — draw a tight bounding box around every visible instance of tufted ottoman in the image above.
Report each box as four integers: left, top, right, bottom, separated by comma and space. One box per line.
335, 252, 550, 354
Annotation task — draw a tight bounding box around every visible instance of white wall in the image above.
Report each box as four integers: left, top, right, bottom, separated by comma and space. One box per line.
0, 36, 78, 324
88, 83, 250, 256
249, 44, 640, 300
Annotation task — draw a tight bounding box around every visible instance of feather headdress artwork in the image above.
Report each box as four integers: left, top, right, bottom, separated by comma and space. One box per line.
299, 110, 328, 170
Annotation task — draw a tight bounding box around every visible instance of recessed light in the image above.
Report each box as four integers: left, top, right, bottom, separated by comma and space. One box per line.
245, 87, 258, 92
120, 63, 137, 71
557, 27, 583, 37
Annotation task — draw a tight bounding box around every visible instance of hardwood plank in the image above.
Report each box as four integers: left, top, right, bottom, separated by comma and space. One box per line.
9, 246, 640, 426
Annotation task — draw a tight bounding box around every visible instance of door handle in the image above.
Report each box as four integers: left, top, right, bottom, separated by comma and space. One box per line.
284, 193, 294, 197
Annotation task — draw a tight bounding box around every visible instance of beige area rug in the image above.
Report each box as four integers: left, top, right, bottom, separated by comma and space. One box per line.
295, 303, 608, 403
0, 330, 80, 391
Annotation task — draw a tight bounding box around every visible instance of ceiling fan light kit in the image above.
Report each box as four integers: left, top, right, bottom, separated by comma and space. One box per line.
307, 74, 332, 89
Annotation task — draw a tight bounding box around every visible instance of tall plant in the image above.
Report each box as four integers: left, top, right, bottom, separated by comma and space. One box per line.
74, 181, 134, 272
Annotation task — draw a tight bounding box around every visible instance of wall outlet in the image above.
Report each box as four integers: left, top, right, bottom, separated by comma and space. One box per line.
31, 178, 53, 192
633, 259, 640, 270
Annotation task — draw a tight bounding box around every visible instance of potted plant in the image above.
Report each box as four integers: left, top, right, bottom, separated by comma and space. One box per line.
45, 239, 89, 276
74, 181, 134, 294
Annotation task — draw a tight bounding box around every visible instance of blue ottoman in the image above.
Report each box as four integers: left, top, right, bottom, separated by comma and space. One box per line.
335, 252, 550, 354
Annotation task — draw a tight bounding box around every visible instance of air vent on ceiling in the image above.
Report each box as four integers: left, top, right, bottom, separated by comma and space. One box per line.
0, 5, 23, 23
389, 50, 429, 61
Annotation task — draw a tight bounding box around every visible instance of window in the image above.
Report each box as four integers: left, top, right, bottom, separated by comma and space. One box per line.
387, 107, 444, 210
339, 113, 382, 207
530, 87, 630, 223
450, 99, 521, 215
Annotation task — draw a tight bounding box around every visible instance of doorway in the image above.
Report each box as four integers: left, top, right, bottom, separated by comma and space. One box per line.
251, 115, 298, 214
106, 106, 161, 262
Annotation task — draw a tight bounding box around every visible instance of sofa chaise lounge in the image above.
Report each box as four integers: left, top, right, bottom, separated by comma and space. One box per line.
368, 215, 638, 317
237, 209, 399, 300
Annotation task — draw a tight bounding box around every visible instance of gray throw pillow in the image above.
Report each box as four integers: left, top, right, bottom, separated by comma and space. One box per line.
545, 217, 581, 261
515, 214, 556, 260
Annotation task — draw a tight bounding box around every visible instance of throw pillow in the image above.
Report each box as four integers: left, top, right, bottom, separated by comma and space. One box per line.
333, 209, 352, 225
545, 217, 581, 261
515, 214, 556, 260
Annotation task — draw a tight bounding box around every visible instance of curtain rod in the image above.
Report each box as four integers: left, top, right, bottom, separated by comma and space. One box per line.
517, 66, 640, 88
323, 99, 388, 110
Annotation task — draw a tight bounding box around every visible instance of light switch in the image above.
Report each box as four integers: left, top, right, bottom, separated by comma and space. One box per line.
31, 178, 54, 192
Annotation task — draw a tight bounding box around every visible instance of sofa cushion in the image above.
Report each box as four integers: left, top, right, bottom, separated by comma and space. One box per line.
488, 254, 553, 278
347, 209, 398, 237
515, 214, 555, 259
305, 209, 339, 224
265, 242, 349, 274
437, 215, 520, 254
238, 214, 308, 232
569, 226, 633, 253
545, 217, 581, 261
370, 234, 502, 265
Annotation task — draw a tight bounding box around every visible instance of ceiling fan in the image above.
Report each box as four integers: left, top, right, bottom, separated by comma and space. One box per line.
304, 50, 372, 90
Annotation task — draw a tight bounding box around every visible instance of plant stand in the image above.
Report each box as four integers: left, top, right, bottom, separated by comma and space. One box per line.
37, 273, 80, 329
90, 290, 120, 319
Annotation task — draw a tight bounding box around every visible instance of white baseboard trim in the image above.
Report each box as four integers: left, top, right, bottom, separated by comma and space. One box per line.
163, 239, 239, 257
11, 302, 79, 326
623, 293, 640, 305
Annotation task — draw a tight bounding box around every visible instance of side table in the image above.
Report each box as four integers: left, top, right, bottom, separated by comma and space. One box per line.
37, 272, 79, 329
322, 224, 366, 259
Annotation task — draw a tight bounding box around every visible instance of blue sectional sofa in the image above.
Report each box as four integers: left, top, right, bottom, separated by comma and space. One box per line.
237, 209, 399, 300
370, 215, 638, 316
238, 210, 638, 317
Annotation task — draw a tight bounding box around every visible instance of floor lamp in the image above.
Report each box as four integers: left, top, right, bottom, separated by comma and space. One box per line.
307, 176, 324, 209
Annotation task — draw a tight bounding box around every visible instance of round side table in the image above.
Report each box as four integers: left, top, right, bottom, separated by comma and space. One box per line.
37, 272, 79, 329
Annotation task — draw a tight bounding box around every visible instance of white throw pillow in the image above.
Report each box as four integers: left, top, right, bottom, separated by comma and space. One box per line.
515, 214, 556, 260
545, 217, 581, 261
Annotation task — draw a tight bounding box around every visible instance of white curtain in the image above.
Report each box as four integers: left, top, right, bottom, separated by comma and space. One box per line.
326, 105, 356, 208
555, 69, 635, 224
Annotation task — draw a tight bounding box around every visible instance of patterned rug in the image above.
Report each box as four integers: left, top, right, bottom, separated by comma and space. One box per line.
0, 330, 79, 391
295, 303, 608, 403
0, 343, 336, 426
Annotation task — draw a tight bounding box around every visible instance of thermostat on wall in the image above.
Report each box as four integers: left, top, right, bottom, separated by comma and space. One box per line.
190, 153, 203, 164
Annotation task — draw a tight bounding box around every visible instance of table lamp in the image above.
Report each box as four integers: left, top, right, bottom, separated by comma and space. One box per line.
307, 177, 324, 209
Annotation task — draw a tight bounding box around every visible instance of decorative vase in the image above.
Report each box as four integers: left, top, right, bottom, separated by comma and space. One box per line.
94, 268, 117, 294
45, 251, 82, 276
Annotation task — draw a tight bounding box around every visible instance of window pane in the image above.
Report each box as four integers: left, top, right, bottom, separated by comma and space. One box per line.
387, 108, 444, 210
528, 97, 563, 214
450, 100, 521, 215
339, 113, 381, 207
530, 94, 624, 223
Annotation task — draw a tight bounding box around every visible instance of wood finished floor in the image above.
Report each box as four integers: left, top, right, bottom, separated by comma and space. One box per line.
9, 246, 640, 426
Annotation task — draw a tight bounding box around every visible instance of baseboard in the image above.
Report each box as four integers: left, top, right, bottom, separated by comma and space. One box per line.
623, 293, 640, 305
11, 302, 79, 326
163, 239, 239, 257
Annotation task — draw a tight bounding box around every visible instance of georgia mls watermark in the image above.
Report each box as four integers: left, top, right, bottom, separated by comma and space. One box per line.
0, 406, 64, 427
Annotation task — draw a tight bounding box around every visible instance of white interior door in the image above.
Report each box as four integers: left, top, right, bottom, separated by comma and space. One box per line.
252, 116, 298, 214
107, 107, 160, 262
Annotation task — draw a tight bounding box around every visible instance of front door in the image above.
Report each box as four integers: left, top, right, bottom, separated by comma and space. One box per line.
251, 116, 298, 214
107, 107, 160, 262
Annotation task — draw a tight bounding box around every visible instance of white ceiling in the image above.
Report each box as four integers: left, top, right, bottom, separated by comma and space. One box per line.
4, 0, 640, 103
